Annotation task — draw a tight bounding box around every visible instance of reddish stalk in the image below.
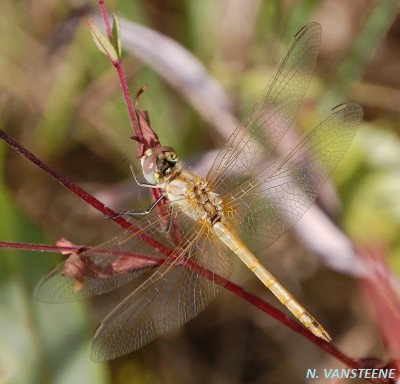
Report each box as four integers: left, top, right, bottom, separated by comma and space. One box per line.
0, 129, 170, 256
98, 0, 141, 141
98, 0, 112, 37
0, 236, 392, 383
95, 1, 164, 209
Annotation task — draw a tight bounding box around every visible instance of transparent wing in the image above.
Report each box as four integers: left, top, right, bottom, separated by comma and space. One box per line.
36, 195, 233, 361
207, 22, 321, 195
90, 221, 232, 362
223, 103, 363, 252
35, 206, 194, 303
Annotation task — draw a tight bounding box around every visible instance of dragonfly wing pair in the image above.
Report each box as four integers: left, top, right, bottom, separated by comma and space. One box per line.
220, 103, 362, 252
36, 206, 232, 361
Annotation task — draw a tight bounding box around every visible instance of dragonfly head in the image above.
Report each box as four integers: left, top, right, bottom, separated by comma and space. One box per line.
141, 146, 178, 185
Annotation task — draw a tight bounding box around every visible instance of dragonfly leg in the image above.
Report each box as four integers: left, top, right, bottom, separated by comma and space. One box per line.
108, 193, 165, 218
129, 164, 159, 188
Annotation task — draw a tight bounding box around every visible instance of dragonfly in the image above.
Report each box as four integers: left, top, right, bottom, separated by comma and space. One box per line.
35, 22, 363, 362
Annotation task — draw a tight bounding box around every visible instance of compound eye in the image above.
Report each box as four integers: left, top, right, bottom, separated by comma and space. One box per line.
157, 146, 178, 163
142, 153, 158, 184
165, 151, 177, 162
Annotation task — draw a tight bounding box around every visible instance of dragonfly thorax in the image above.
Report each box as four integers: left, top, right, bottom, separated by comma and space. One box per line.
141, 147, 224, 224
166, 170, 224, 225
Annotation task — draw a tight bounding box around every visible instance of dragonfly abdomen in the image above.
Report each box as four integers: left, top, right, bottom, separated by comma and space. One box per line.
212, 220, 331, 342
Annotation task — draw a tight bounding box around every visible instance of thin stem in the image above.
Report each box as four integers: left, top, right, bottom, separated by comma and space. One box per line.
97, 1, 141, 140
114, 63, 142, 139
96, 1, 168, 235
0, 238, 391, 383
0, 129, 170, 257
98, 0, 112, 38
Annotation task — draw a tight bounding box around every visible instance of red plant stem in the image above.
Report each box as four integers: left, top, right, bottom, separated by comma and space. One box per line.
0, 244, 391, 384
97, 1, 168, 226
0, 245, 391, 381
183, 257, 390, 384
98, 0, 112, 38
114, 63, 142, 140
0, 239, 390, 384
0, 241, 79, 253
0, 129, 170, 257
0, 241, 159, 265
97, 1, 142, 140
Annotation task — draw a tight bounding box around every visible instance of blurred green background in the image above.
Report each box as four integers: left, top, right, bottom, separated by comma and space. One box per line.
1, 0, 400, 383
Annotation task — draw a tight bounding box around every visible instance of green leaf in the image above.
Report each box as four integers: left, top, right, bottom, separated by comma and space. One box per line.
112, 13, 122, 59
87, 19, 118, 63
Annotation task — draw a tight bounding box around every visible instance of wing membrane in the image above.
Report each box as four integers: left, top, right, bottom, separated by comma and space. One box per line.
224, 103, 363, 252
90, 223, 232, 362
35, 206, 193, 303
207, 22, 321, 195
36, 197, 233, 361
